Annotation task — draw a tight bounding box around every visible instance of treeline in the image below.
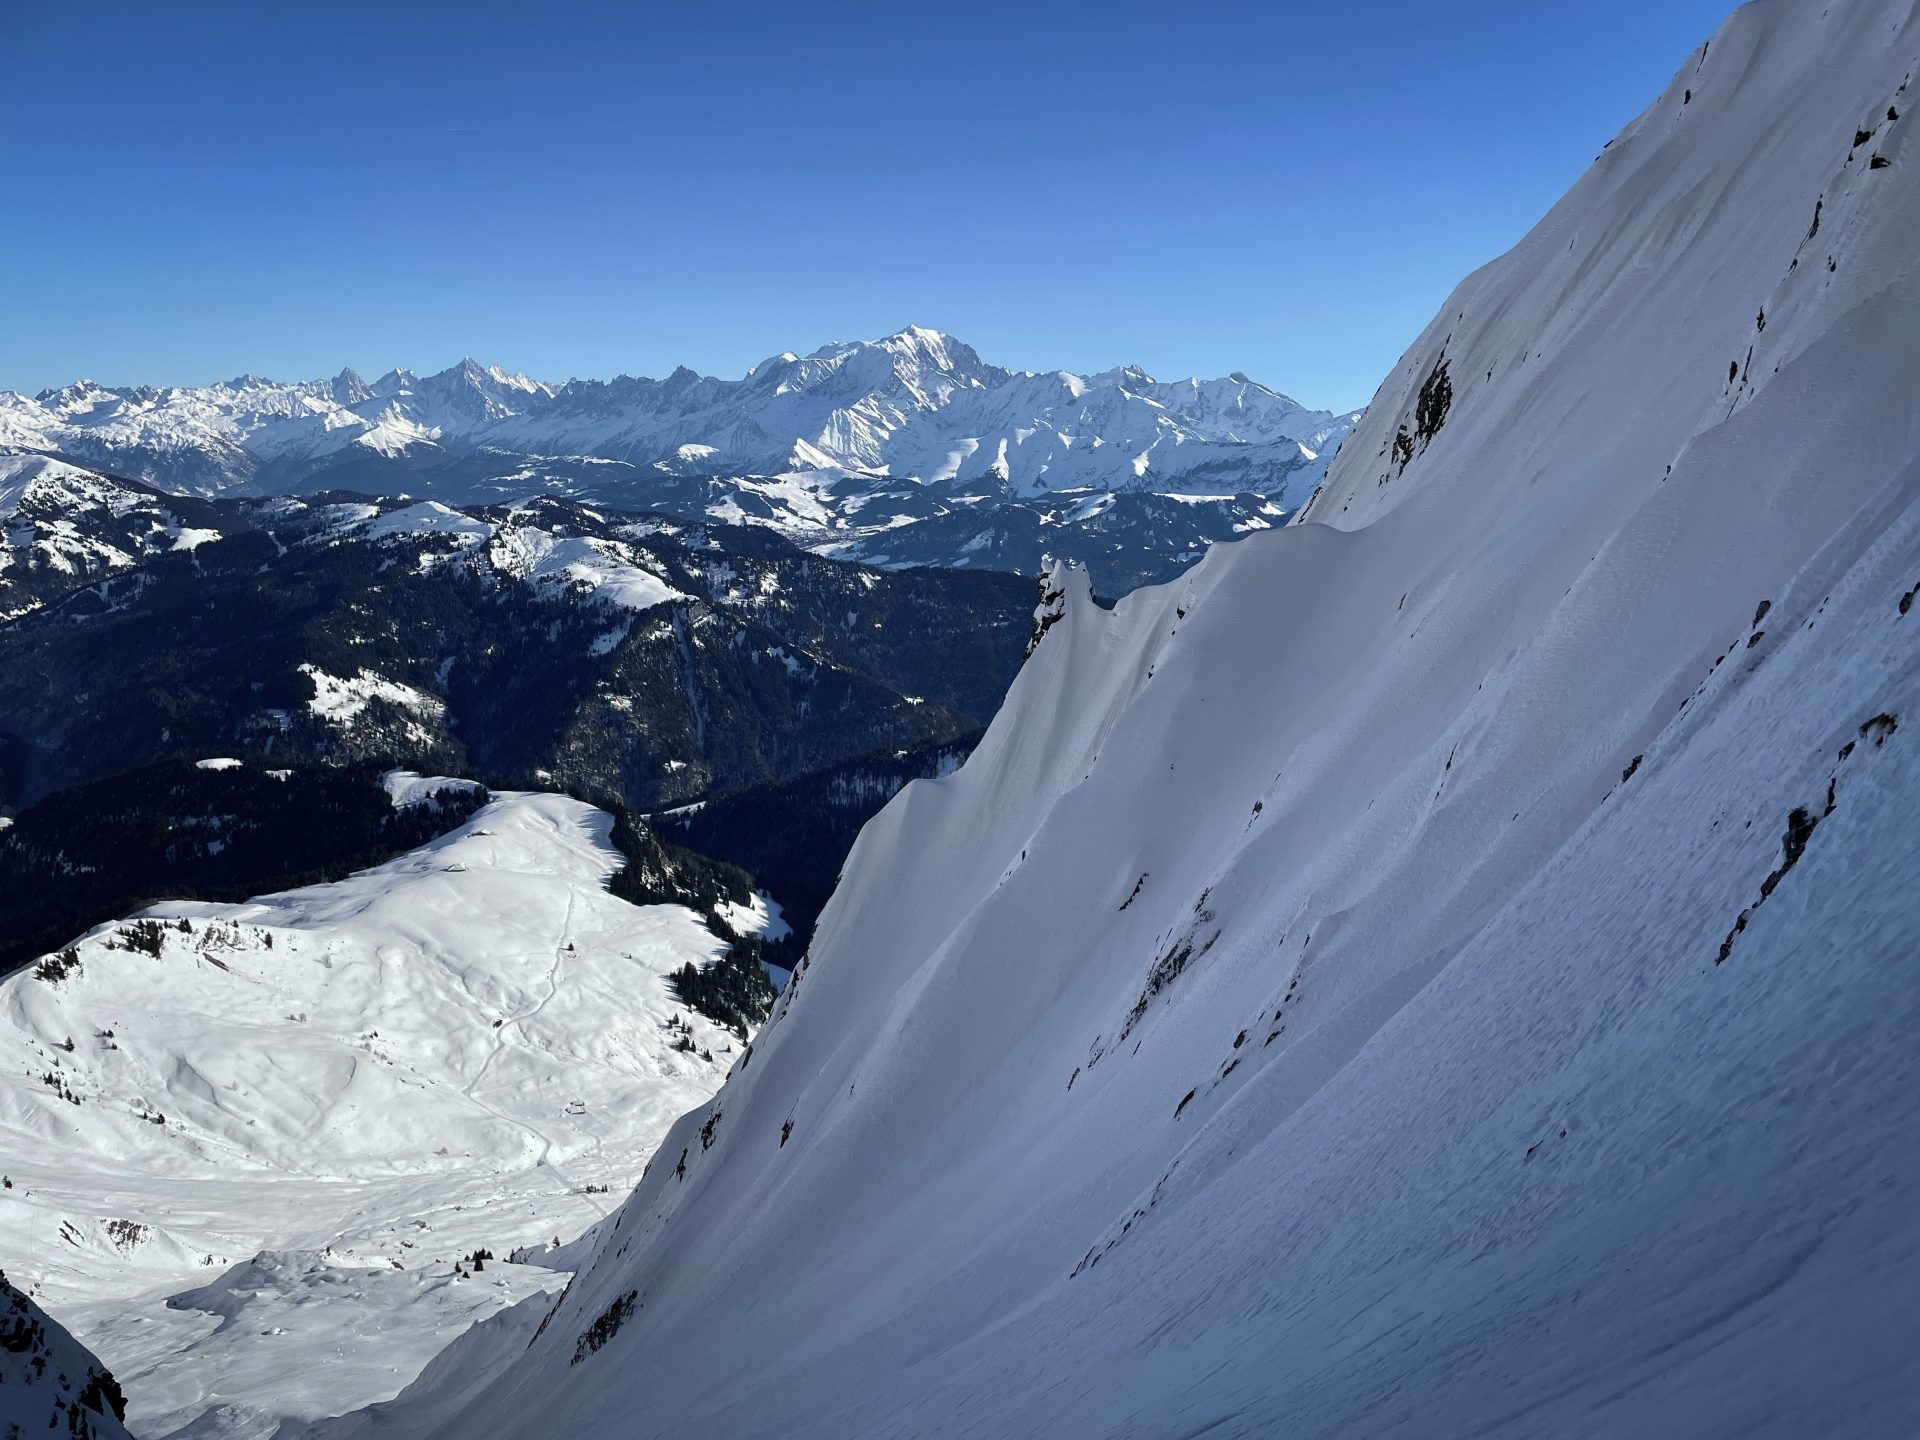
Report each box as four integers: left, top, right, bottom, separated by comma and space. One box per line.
670, 913, 776, 1035
596, 791, 774, 1031
0, 760, 487, 974
0, 751, 792, 1033
670, 731, 981, 968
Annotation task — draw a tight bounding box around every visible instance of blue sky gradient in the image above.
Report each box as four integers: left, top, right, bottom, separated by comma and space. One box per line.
2, 0, 1736, 409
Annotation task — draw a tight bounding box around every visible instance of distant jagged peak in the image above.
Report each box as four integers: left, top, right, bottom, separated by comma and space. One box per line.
370, 367, 418, 396
427, 356, 553, 400
32, 377, 118, 410
751, 325, 1000, 398
331, 366, 372, 405
457, 355, 544, 388
5, 331, 1353, 502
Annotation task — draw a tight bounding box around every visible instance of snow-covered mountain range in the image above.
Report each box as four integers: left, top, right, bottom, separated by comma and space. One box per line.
242, 3, 1920, 1435
1, 331, 1356, 591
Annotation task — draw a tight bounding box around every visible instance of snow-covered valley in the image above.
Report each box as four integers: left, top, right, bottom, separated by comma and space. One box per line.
0, 787, 758, 1436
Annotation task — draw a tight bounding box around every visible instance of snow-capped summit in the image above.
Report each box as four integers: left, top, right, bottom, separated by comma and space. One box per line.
312, 3, 1920, 1435
34, 378, 117, 413
331, 367, 373, 405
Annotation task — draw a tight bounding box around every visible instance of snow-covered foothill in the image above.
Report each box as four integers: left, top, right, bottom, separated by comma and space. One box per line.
0, 450, 230, 612
313, 497, 691, 611
483, 523, 688, 612
381, 769, 487, 810
300, 663, 444, 730
0, 791, 746, 1436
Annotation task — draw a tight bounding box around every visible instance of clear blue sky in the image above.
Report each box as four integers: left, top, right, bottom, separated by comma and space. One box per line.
1, 0, 1736, 410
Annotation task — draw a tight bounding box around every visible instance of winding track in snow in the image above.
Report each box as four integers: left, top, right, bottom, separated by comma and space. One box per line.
450, 888, 617, 1217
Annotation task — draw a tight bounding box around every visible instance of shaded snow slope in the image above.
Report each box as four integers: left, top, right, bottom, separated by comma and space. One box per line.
0, 1273, 131, 1439
0, 791, 749, 1437
337, 4, 1920, 1436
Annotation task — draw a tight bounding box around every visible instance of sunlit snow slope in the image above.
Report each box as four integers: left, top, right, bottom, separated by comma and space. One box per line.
336, 4, 1920, 1436
0, 790, 747, 1437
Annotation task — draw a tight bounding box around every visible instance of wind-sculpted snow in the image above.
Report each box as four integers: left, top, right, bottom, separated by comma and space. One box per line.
0, 791, 754, 1437
330, 3, 1920, 1435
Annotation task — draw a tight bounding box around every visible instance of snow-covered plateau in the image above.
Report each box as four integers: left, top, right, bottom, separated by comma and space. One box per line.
237, 2, 1917, 1435
0, 788, 757, 1437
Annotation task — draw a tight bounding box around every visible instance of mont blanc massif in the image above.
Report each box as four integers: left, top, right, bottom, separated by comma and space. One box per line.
6, 2, 1920, 1437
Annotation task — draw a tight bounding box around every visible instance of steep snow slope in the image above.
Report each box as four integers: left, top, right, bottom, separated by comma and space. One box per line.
334, 4, 1920, 1436
0, 790, 751, 1436
0, 1273, 131, 1439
